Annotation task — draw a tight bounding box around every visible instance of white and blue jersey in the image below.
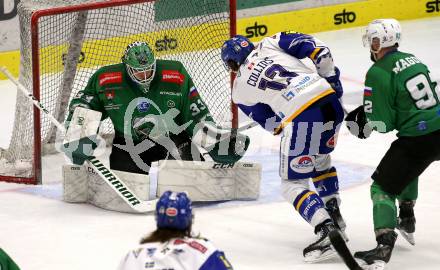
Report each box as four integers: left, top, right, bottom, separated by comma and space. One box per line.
232, 32, 339, 135
232, 32, 345, 226
229, 32, 348, 232
117, 237, 233, 270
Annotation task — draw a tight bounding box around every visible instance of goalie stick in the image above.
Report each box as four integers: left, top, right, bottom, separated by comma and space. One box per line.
237, 121, 259, 132
0, 66, 156, 213
329, 230, 363, 270
236, 100, 350, 131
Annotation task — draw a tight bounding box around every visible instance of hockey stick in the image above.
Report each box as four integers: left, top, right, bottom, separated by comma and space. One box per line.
0, 66, 156, 213
237, 121, 259, 132
329, 230, 364, 270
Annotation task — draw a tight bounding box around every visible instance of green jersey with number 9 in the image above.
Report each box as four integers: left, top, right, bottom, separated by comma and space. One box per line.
364, 51, 440, 136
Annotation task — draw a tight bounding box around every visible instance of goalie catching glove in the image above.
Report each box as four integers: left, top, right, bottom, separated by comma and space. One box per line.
63, 136, 98, 165
208, 128, 250, 164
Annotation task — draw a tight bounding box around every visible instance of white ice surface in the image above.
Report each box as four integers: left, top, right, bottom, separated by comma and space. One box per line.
1, 17, 440, 270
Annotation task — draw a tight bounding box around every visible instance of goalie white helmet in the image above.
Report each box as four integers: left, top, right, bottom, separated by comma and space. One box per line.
362, 19, 402, 53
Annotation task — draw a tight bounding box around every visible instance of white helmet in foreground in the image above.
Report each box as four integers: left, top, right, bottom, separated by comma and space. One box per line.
363, 19, 402, 53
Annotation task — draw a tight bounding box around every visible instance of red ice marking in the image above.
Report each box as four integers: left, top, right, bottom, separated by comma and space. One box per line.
0, 187, 28, 193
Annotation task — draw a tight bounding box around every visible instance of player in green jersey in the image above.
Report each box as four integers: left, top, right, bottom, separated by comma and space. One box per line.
345, 19, 440, 268
0, 248, 20, 270
63, 41, 249, 174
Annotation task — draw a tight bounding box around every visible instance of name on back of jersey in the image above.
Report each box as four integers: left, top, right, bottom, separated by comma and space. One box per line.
392, 56, 421, 74
246, 57, 274, 87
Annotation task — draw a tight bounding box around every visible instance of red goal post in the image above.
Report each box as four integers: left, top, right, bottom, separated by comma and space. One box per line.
0, 0, 237, 185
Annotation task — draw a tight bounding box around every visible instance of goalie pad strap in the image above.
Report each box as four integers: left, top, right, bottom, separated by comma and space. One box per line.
63, 164, 88, 203
157, 160, 261, 201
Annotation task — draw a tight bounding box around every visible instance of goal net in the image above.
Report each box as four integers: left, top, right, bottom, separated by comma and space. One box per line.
0, 0, 236, 184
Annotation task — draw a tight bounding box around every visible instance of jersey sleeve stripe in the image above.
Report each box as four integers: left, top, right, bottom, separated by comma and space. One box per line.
273, 89, 336, 135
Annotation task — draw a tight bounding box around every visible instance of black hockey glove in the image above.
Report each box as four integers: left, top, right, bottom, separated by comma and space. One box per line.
345, 105, 372, 139
208, 129, 250, 164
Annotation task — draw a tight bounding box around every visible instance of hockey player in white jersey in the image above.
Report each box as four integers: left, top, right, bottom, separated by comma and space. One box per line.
221, 33, 346, 262
117, 191, 233, 270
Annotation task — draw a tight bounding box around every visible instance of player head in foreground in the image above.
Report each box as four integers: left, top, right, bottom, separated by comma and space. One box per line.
117, 191, 234, 270
221, 33, 346, 263
344, 18, 440, 269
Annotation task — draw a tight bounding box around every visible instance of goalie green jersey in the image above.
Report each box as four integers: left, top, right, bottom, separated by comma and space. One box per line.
68, 60, 214, 143
364, 51, 440, 136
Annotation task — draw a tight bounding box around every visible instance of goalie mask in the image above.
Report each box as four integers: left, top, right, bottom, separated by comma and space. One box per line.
156, 191, 193, 231
122, 41, 156, 91
221, 35, 254, 72
362, 19, 401, 53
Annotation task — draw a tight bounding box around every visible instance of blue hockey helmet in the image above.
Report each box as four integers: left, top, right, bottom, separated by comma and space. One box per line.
221, 35, 254, 71
156, 191, 193, 231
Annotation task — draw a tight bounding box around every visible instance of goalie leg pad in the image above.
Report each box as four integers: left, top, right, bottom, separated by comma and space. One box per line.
86, 166, 150, 213
62, 164, 88, 203
157, 160, 261, 201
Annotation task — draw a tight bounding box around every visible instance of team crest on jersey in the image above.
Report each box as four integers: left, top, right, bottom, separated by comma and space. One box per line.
240, 40, 249, 47
137, 101, 150, 112
162, 70, 185, 85
290, 156, 314, 173
99, 72, 122, 86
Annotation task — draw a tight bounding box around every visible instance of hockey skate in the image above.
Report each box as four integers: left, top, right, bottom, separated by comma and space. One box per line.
303, 220, 338, 263
325, 198, 348, 241
354, 231, 398, 270
397, 200, 416, 245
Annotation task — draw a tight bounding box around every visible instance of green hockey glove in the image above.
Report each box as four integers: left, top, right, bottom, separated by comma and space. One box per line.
208, 129, 250, 164
62, 136, 98, 165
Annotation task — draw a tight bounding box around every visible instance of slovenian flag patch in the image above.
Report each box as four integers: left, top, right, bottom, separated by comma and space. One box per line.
189, 86, 199, 98
364, 86, 372, 97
